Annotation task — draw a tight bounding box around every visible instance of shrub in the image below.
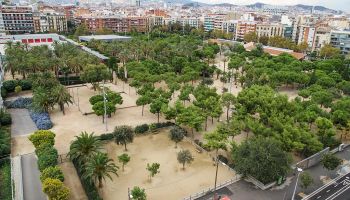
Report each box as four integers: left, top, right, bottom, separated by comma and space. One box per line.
3, 80, 17, 93
18, 79, 32, 90
40, 166, 64, 182
72, 160, 102, 200
14, 85, 22, 93
4, 97, 32, 108
0, 129, 10, 156
42, 178, 70, 200
134, 124, 149, 134
99, 133, 114, 141
29, 110, 53, 130
28, 130, 55, 148
35, 142, 56, 157
0, 110, 12, 126
37, 149, 58, 171
153, 121, 175, 128
1, 88, 7, 98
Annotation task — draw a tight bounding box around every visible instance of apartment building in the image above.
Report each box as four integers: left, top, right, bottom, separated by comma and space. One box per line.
33, 12, 68, 33
204, 14, 227, 32
312, 25, 331, 51
79, 16, 148, 33
330, 30, 350, 55
148, 16, 164, 29
0, 5, 34, 34
256, 23, 284, 38
222, 20, 238, 34
236, 21, 257, 41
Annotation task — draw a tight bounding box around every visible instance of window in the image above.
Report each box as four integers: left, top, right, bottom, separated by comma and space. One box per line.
47, 38, 53, 42
35, 39, 40, 43
28, 39, 34, 43
41, 38, 46, 42
21, 39, 27, 43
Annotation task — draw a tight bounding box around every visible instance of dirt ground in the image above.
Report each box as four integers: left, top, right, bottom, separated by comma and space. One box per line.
100, 131, 237, 200
59, 162, 88, 200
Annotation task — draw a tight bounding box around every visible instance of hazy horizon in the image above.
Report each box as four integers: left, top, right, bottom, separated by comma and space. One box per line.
195, 0, 350, 12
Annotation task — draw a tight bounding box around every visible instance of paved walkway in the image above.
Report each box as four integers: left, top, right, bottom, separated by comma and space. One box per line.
9, 109, 46, 200
9, 109, 37, 137
21, 153, 46, 200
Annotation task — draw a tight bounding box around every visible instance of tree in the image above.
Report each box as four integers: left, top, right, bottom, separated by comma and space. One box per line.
221, 93, 236, 122
114, 125, 134, 151
300, 172, 313, 190
177, 149, 194, 170
320, 44, 340, 59
232, 137, 292, 184
131, 186, 147, 200
169, 126, 185, 148
74, 24, 89, 38
42, 178, 70, 200
177, 105, 205, 138
146, 163, 160, 181
150, 97, 169, 123
52, 85, 72, 115
321, 153, 342, 171
83, 152, 119, 188
68, 132, 102, 165
244, 32, 258, 43
118, 153, 130, 171
259, 36, 269, 45
92, 101, 116, 123
136, 94, 152, 116
32, 87, 55, 112
80, 64, 111, 91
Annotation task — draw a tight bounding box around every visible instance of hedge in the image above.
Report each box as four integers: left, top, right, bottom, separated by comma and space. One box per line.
28, 130, 55, 149
4, 97, 32, 109
29, 110, 53, 130
1, 79, 32, 97
36, 144, 58, 172
0, 110, 12, 126
58, 76, 85, 86
72, 159, 102, 200
42, 178, 70, 200
40, 166, 64, 182
134, 124, 149, 134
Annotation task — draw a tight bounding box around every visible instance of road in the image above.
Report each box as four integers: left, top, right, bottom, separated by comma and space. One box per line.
9, 109, 37, 137
303, 172, 350, 200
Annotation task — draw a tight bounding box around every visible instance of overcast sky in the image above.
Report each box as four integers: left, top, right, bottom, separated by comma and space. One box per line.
195, 0, 350, 12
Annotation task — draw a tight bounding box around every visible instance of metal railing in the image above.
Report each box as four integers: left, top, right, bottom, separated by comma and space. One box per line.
182, 175, 241, 200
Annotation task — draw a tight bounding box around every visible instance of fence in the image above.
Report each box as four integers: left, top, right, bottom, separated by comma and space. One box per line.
293, 143, 350, 170
58, 153, 69, 164
182, 137, 241, 200
245, 175, 276, 190
182, 175, 241, 200
293, 147, 330, 170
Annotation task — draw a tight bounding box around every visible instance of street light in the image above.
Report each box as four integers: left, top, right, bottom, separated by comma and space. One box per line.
291, 167, 303, 200
102, 81, 108, 131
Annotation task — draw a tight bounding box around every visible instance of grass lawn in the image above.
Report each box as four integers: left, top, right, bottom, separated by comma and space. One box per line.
0, 158, 12, 200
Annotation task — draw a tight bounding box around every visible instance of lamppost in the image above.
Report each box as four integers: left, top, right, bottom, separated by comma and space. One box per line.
102, 81, 108, 131
291, 167, 303, 200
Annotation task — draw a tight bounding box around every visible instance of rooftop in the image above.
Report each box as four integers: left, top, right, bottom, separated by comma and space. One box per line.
78, 35, 132, 43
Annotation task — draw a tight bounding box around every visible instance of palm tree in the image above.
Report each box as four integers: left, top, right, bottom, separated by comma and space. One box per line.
52, 85, 72, 115
114, 126, 134, 151
68, 132, 102, 165
83, 152, 119, 188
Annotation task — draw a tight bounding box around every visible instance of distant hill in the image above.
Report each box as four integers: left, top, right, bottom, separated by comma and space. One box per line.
246, 2, 266, 9
295, 4, 338, 13
213, 3, 236, 7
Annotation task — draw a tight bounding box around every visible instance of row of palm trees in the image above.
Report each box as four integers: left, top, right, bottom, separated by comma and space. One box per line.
68, 131, 118, 188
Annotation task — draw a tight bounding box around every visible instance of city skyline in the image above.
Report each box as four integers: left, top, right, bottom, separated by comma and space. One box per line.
196, 0, 350, 12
